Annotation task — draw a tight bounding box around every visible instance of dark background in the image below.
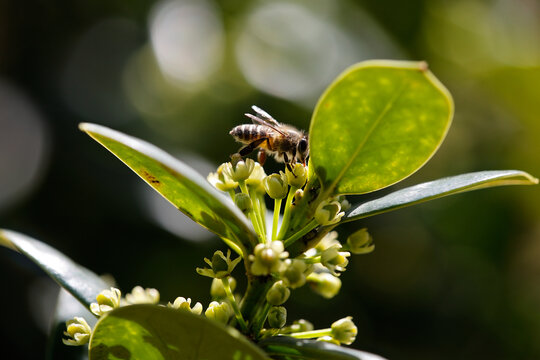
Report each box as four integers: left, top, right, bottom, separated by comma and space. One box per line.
1, 0, 540, 359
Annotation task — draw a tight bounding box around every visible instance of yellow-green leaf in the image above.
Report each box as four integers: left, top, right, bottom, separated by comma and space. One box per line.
89, 304, 270, 360
309, 60, 453, 196
80, 123, 257, 252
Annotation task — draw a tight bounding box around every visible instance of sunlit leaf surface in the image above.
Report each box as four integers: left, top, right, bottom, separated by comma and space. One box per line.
80, 123, 257, 250
310, 60, 453, 196
0, 229, 108, 308
345, 170, 538, 222
89, 304, 270, 360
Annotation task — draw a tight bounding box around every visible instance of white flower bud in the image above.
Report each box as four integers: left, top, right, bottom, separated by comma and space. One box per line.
124, 286, 160, 305
210, 277, 236, 299
263, 172, 289, 199
90, 287, 121, 316
223, 159, 255, 182
249, 241, 288, 276
331, 316, 357, 345
307, 272, 342, 299
321, 246, 350, 276
266, 280, 290, 305
346, 228, 374, 255
267, 306, 287, 329
285, 163, 307, 188
167, 297, 203, 315
62, 317, 92, 346
205, 301, 232, 323
207, 163, 239, 191
314, 200, 344, 226
281, 259, 308, 289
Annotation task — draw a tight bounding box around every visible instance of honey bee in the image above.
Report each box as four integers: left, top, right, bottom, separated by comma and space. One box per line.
230, 106, 309, 170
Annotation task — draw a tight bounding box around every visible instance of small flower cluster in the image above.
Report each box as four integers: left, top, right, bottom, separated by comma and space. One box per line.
64, 156, 376, 348
203, 158, 375, 344
63, 284, 232, 346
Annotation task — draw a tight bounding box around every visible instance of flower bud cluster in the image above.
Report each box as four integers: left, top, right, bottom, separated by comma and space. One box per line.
249, 241, 288, 276
124, 286, 160, 305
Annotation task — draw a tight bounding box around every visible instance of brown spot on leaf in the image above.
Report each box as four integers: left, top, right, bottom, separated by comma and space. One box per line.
141, 170, 161, 185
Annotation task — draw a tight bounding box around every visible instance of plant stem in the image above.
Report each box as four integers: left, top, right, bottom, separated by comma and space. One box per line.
272, 198, 282, 242
222, 277, 248, 332
276, 186, 298, 240
288, 328, 332, 339
240, 276, 273, 335
239, 182, 264, 242
251, 301, 272, 337
283, 219, 318, 247
250, 189, 267, 241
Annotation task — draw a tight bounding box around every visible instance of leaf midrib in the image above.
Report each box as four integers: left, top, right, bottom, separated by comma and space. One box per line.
325, 79, 410, 195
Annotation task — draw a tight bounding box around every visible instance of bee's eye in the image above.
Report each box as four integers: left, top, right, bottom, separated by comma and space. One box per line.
298, 139, 308, 153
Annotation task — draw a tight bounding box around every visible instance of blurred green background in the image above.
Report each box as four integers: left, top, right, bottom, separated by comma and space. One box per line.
1, 0, 539, 358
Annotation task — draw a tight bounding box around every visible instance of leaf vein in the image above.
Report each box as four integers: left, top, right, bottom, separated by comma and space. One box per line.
326, 79, 410, 194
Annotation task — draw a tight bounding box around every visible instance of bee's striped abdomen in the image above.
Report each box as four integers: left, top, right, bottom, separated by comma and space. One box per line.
229, 124, 268, 144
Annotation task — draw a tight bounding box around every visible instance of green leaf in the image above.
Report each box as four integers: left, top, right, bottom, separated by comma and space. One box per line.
0, 229, 108, 309
344, 170, 538, 222
89, 304, 270, 360
79, 123, 257, 251
309, 60, 453, 196
258, 336, 387, 360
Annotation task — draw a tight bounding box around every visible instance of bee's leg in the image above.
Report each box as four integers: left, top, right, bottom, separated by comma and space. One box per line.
237, 138, 267, 157
257, 148, 267, 165
283, 153, 295, 175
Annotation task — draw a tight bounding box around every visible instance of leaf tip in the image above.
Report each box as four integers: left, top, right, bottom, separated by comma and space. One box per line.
0, 229, 18, 251
78, 122, 92, 133
418, 61, 429, 72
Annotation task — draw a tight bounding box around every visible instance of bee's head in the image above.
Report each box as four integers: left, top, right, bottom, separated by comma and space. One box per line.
296, 136, 309, 165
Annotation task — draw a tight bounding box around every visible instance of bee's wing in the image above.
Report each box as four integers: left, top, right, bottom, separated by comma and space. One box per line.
244, 113, 287, 136
251, 105, 281, 127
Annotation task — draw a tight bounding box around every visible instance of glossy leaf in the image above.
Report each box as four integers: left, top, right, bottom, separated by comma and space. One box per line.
309, 60, 453, 196
79, 123, 257, 251
344, 170, 538, 222
258, 336, 387, 360
89, 304, 270, 360
0, 229, 108, 308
